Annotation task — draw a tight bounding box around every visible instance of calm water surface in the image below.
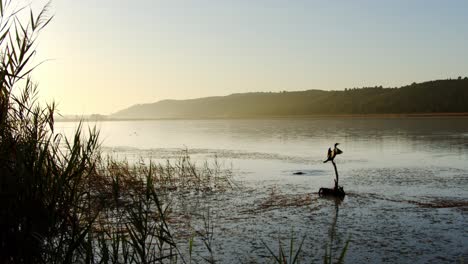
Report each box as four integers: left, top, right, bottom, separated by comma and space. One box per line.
57, 118, 468, 263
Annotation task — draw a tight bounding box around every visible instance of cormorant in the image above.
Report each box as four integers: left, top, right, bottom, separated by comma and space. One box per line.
323, 143, 343, 163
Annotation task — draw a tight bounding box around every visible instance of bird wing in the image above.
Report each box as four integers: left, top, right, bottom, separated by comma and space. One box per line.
336, 147, 343, 154
327, 148, 332, 158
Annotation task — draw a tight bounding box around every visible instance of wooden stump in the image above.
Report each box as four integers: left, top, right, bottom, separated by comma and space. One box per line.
318, 186, 345, 199
319, 160, 345, 198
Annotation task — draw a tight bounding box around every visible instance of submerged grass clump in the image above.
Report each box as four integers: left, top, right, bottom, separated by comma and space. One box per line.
261, 230, 306, 264
86, 153, 234, 263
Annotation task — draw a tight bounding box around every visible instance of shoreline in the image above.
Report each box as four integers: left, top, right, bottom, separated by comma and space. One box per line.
55, 112, 468, 122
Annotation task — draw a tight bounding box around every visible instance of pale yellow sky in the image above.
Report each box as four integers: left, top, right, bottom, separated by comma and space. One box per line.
31, 0, 468, 115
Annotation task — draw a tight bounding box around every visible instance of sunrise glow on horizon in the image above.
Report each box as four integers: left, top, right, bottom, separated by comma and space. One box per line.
32, 0, 468, 115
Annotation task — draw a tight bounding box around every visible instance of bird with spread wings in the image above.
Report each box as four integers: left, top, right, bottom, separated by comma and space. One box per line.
323, 143, 343, 163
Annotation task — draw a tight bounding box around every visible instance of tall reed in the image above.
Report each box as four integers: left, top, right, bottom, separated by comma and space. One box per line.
0, 2, 196, 262
0, 2, 348, 263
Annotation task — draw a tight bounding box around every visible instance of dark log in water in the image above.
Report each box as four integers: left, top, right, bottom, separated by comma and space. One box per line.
318, 186, 345, 198
319, 160, 346, 198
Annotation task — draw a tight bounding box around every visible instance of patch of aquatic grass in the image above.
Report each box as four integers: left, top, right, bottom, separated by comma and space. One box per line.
258, 186, 313, 212
91, 170, 178, 263
261, 230, 306, 264
73, 152, 234, 263
98, 150, 234, 195
262, 232, 350, 264
323, 238, 350, 264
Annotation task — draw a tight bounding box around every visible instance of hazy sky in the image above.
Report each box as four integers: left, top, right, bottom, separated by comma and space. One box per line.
31, 0, 468, 115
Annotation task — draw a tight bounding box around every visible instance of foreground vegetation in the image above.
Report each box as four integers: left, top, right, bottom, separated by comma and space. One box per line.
0, 2, 349, 263
0, 2, 228, 262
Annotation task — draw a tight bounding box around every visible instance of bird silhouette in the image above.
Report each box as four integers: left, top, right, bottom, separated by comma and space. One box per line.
323, 143, 343, 163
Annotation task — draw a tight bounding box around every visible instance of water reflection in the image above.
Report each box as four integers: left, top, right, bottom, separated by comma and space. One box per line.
328, 198, 342, 246
56, 118, 468, 166
324, 197, 347, 263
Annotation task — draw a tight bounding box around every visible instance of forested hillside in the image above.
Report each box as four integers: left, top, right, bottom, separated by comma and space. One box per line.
113, 78, 468, 119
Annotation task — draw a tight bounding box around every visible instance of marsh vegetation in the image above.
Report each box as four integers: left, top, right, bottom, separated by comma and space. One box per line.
0, 2, 351, 263
0, 2, 231, 263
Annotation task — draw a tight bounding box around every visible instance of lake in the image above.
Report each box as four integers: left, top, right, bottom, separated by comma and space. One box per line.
56, 117, 468, 263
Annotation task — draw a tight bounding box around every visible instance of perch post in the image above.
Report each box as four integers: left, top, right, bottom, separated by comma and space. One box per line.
332, 160, 339, 188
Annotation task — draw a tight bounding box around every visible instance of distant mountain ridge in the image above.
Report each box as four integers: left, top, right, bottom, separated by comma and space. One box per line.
112, 78, 468, 119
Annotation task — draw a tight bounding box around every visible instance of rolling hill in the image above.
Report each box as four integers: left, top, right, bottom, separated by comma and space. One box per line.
112, 78, 468, 119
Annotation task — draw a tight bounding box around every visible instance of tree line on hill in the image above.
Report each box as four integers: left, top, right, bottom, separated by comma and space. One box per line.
112, 78, 468, 119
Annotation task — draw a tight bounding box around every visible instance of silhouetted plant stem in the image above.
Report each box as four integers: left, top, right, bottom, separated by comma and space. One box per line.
332, 160, 339, 188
